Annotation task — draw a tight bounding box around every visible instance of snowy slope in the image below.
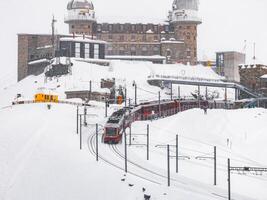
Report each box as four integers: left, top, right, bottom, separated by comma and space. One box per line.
1, 103, 267, 199
0, 59, 232, 108
0, 59, 265, 200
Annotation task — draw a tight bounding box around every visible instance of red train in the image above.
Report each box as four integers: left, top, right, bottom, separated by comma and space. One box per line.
103, 99, 208, 144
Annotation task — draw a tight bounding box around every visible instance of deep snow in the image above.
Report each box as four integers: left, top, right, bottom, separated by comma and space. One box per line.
0, 59, 266, 200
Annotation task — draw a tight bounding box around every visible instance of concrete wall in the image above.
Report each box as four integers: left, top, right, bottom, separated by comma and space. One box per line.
216, 51, 245, 82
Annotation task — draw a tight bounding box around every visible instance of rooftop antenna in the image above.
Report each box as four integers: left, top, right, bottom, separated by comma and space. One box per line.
242, 40, 247, 64
253, 42, 256, 66
51, 15, 57, 53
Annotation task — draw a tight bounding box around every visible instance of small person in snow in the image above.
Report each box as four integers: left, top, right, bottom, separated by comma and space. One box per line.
203, 107, 207, 115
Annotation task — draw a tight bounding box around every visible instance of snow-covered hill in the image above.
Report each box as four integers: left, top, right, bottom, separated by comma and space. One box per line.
0, 60, 266, 200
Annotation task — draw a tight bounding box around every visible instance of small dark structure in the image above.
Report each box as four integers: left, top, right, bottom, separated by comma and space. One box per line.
45, 62, 72, 77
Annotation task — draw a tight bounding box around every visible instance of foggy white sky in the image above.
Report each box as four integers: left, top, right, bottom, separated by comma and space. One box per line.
0, 0, 266, 84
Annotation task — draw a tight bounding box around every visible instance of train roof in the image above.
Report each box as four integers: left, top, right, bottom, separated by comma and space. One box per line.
107, 108, 127, 124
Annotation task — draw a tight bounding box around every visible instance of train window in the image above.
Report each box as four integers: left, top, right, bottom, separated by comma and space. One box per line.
106, 128, 117, 136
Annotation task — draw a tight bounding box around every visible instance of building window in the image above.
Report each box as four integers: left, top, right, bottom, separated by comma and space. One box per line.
154, 35, 158, 41
131, 25, 136, 31
131, 46, 136, 55
85, 43, 90, 58
187, 36, 191, 40
94, 44, 99, 59
142, 35, 146, 42
75, 43, 80, 58
108, 25, 113, 32
120, 25, 124, 31
131, 35, 136, 41
119, 47, 125, 55
97, 25, 102, 32
107, 46, 113, 55
108, 34, 113, 40
153, 47, 159, 54
143, 25, 147, 32
165, 26, 169, 32
119, 35, 124, 41
72, 25, 75, 29
187, 26, 191, 29
142, 46, 148, 55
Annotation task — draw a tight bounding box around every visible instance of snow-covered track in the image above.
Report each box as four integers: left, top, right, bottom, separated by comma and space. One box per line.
110, 144, 187, 185
87, 130, 161, 185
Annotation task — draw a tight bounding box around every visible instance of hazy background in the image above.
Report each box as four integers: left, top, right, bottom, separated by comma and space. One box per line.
0, 0, 266, 86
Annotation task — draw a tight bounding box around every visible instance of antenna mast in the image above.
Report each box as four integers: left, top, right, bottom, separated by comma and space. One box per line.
253, 42, 256, 65
51, 15, 57, 54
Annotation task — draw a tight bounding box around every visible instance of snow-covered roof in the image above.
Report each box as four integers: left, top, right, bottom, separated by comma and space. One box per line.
105, 55, 166, 61
28, 59, 50, 65
60, 37, 107, 44
261, 74, 267, 79
161, 40, 184, 44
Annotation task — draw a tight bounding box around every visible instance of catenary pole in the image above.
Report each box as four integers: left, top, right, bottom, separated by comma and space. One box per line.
228, 158, 231, 200
167, 144, 170, 187
96, 123, 99, 161
76, 106, 79, 134
147, 124, 149, 160
176, 134, 178, 173
124, 126, 128, 173
214, 146, 217, 185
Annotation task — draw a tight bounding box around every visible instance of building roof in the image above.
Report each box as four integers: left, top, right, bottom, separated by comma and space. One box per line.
67, 0, 94, 10
172, 0, 199, 11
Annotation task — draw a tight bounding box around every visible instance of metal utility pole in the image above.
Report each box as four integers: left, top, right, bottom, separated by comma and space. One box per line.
171, 83, 173, 101
129, 125, 132, 146
147, 124, 149, 160
51, 15, 57, 54
225, 87, 228, 109
167, 144, 170, 187
89, 80, 92, 102
214, 146, 217, 186
84, 106, 87, 126
205, 87, 208, 100
96, 123, 99, 161
124, 127, 128, 173
80, 115, 82, 149
124, 87, 127, 108
198, 85, 201, 108
176, 134, 178, 173
76, 106, 79, 134
158, 91, 161, 117
228, 158, 231, 200
105, 97, 108, 118
134, 82, 137, 106
178, 86, 181, 99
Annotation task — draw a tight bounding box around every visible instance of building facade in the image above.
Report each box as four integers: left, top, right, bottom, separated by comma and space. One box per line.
64, 0, 202, 64
239, 64, 267, 95
216, 51, 246, 82
18, 0, 202, 81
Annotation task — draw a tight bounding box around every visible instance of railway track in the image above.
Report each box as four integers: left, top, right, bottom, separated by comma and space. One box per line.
110, 144, 187, 185
86, 129, 161, 185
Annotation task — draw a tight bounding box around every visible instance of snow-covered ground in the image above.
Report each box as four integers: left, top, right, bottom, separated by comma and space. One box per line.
0, 59, 266, 200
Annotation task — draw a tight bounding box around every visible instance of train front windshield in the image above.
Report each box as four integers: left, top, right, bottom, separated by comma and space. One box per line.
106, 128, 117, 136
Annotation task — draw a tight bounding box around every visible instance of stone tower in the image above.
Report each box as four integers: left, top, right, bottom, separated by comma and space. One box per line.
169, 0, 202, 65
64, 0, 97, 36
